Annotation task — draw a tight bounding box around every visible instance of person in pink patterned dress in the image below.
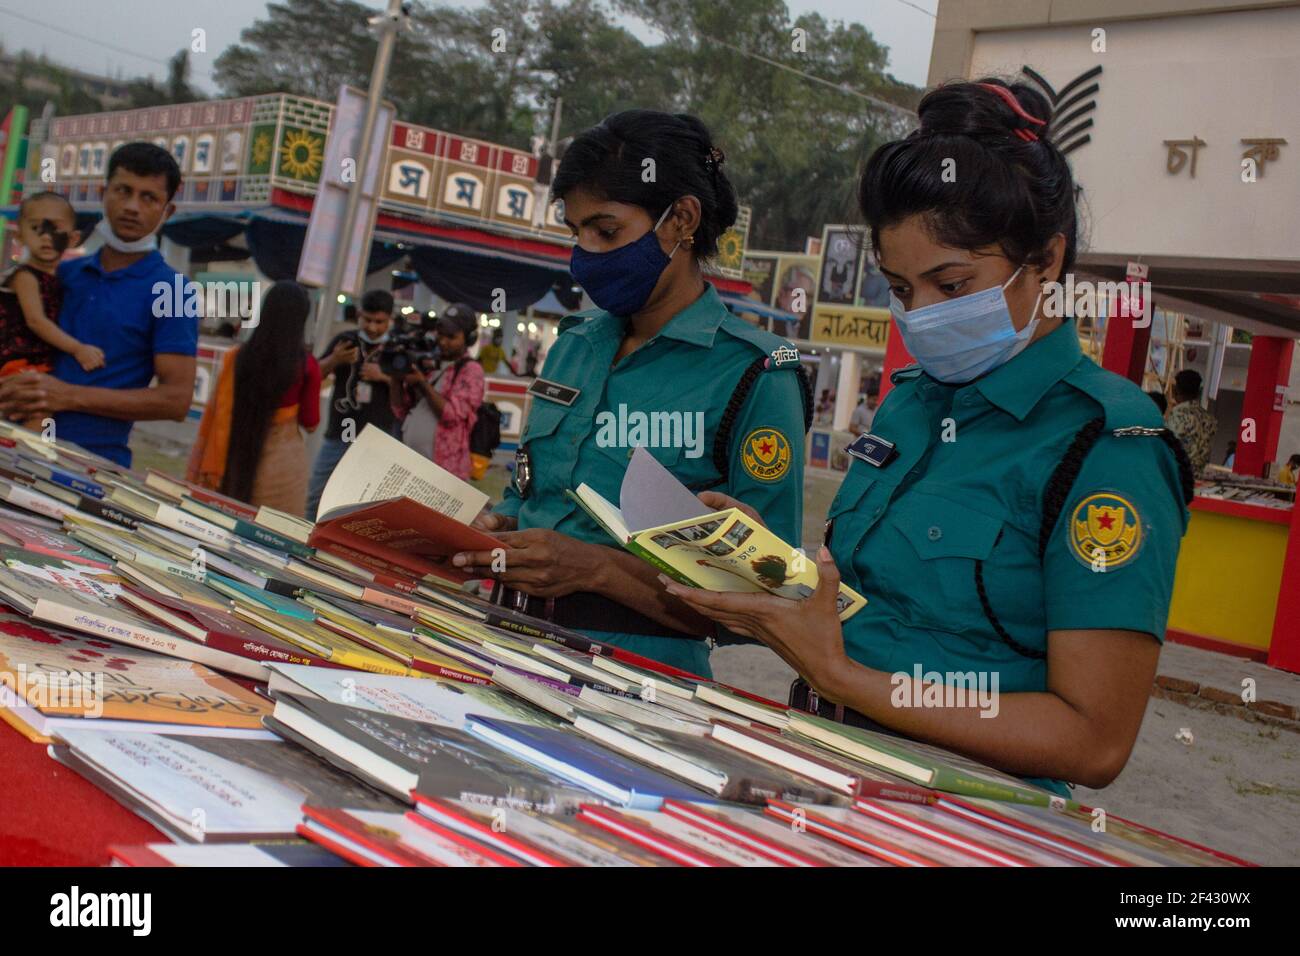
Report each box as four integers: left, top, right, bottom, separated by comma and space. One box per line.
399, 303, 484, 480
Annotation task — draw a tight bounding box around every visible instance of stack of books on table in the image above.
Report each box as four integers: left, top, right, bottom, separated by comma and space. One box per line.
0, 421, 1253, 868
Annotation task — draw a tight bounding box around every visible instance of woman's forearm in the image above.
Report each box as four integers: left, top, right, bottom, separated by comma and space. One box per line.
817, 659, 1122, 788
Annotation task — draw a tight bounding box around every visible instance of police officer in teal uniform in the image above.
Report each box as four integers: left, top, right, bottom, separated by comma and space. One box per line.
665, 81, 1193, 795
453, 110, 807, 677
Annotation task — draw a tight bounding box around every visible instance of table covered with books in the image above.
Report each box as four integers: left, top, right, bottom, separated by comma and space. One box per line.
0, 421, 1254, 868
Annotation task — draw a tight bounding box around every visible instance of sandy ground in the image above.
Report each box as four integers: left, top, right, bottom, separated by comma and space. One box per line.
132, 422, 1300, 865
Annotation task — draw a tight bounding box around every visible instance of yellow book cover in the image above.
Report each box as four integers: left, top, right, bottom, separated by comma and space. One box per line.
229, 602, 411, 677
570, 448, 866, 620
312, 611, 489, 682
0, 610, 269, 734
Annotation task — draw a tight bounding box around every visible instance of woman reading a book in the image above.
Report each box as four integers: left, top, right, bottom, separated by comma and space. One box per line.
187, 281, 321, 516
455, 109, 810, 678
660, 80, 1193, 796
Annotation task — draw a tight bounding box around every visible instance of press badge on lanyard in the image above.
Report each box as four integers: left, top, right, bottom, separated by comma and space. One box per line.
846, 433, 898, 468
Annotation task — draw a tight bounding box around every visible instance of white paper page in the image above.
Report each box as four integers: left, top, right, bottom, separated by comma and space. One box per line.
317, 424, 488, 523
619, 446, 712, 533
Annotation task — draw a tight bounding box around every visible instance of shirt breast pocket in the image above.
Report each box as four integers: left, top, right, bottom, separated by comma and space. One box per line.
888, 491, 1007, 628
591, 437, 685, 475
521, 401, 569, 445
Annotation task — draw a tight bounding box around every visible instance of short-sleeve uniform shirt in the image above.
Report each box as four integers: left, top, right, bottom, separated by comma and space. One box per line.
54, 250, 199, 466
827, 320, 1188, 793
496, 284, 807, 675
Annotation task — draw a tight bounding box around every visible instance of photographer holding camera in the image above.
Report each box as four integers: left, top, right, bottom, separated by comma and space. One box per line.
305, 289, 403, 520
397, 302, 484, 482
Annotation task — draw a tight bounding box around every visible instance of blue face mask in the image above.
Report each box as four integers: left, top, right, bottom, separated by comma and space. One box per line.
569, 204, 680, 316
889, 265, 1043, 384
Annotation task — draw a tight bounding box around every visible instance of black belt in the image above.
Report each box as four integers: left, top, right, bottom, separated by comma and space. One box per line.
491, 584, 709, 642
789, 678, 897, 735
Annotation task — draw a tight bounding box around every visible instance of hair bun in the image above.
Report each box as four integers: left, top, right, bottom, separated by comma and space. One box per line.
918, 79, 1053, 145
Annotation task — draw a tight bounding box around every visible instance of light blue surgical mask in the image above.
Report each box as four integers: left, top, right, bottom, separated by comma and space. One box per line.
888, 265, 1043, 384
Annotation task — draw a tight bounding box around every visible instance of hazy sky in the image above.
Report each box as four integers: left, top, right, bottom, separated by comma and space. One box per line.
0, 0, 938, 93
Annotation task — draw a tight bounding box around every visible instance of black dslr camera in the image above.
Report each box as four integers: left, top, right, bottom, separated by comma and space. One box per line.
377, 316, 439, 376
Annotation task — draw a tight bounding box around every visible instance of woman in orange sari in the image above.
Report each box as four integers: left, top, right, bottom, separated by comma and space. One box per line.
187, 281, 321, 515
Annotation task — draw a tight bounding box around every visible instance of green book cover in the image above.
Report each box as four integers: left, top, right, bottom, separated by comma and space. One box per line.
787, 711, 1077, 810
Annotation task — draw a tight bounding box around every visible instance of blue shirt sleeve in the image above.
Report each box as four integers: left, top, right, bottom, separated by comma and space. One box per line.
152, 271, 199, 356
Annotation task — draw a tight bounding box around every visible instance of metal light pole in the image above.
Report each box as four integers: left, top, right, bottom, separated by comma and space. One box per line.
312, 0, 408, 348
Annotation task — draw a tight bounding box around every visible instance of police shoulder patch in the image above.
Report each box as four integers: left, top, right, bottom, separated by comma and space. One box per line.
768, 345, 801, 368
1068, 491, 1143, 571
740, 427, 792, 482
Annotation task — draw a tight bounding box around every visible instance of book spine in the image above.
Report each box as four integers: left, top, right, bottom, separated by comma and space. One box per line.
853, 778, 935, 805
178, 497, 237, 529
1, 484, 65, 521
407, 658, 491, 686
359, 587, 419, 615
187, 487, 258, 520
203, 629, 338, 669
930, 767, 1054, 808
160, 506, 243, 550
370, 569, 419, 593
260, 576, 302, 598
324, 644, 412, 677
233, 517, 316, 559
131, 552, 207, 583
35, 598, 267, 680
48, 471, 105, 499
77, 496, 140, 530
314, 537, 458, 586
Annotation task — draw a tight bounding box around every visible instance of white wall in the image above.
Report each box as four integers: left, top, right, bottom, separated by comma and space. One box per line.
969, 5, 1300, 262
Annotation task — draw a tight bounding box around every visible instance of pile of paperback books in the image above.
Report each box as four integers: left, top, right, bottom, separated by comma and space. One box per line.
0, 421, 1252, 867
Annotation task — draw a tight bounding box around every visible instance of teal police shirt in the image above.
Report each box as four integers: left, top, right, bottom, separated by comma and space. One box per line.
827, 319, 1189, 796
495, 284, 806, 676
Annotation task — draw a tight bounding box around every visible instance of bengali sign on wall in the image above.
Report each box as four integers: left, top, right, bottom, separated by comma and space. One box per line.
810, 304, 891, 351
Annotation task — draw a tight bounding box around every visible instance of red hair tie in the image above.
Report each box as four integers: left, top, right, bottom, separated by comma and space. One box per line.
977, 82, 1046, 142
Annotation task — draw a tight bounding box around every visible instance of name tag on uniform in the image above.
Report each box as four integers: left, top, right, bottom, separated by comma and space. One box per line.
846, 433, 898, 468
528, 377, 580, 406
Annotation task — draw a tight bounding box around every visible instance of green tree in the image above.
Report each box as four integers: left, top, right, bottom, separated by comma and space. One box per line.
208, 0, 918, 250
213, 0, 426, 102
615, 0, 918, 249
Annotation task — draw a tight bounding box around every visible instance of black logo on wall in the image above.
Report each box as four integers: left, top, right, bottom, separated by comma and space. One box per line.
1020, 65, 1102, 156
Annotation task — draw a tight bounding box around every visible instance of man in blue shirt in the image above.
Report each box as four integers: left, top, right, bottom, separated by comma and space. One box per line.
0, 143, 197, 467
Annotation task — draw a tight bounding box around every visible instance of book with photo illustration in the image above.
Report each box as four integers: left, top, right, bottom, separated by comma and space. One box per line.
568, 447, 865, 620
308, 425, 497, 585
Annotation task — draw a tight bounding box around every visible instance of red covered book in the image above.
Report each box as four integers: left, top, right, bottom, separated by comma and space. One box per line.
408, 796, 568, 867
310, 498, 499, 586
577, 804, 735, 867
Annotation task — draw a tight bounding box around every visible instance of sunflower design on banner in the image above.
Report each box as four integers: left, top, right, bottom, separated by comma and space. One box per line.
714, 205, 751, 279
247, 124, 276, 175
278, 126, 325, 183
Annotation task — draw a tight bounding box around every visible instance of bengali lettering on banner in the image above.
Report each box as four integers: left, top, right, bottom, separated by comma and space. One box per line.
490, 146, 537, 229
382, 121, 441, 213
437, 135, 495, 220
810, 304, 891, 352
